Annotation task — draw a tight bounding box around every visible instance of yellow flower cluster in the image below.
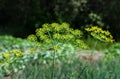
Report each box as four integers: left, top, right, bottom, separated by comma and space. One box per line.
53, 33, 74, 41
85, 26, 113, 43
9, 49, 24, 57
53, 45, 61, 51
27, 34, 37, 42
0, 49, 24, 64
27, 22, 88, 49
5, 49, 24, 62
76, 39, 89, 49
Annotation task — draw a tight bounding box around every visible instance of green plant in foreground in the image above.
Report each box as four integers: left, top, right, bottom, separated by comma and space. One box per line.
27, 22, 89, 79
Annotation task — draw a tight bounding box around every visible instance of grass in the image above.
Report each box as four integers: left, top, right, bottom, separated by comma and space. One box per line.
0, 35, 120, 79
9, 56, 120, 79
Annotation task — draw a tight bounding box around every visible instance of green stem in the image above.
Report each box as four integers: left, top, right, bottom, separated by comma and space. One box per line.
51, 50, 56, 79
91, 40, 98, 56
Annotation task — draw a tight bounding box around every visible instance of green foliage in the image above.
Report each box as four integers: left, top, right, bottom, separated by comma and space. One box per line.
105, 42, 120, 56
38, 43, 75, 64
0, 35, 35, 52
28, 22, 89, 49
54, 0, 88, 23
85, 37, 112, 50
34, 0, 104, 28
88, 13, 104, 27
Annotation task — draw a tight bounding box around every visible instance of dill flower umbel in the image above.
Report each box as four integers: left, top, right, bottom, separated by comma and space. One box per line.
27, 22, 88, 49
85, 26, 113, 43
27, 34, 37, 42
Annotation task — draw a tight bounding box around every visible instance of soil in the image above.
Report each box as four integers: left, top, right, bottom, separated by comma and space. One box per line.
76, 50, 105, 62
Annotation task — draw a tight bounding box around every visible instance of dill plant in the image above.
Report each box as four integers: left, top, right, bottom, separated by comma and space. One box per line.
85, 26, 114, 49
27, 22, 89, 79
85, 26, 114, 60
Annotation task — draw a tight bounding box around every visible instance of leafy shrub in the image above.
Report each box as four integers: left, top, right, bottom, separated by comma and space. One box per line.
0, 35, 35, 52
